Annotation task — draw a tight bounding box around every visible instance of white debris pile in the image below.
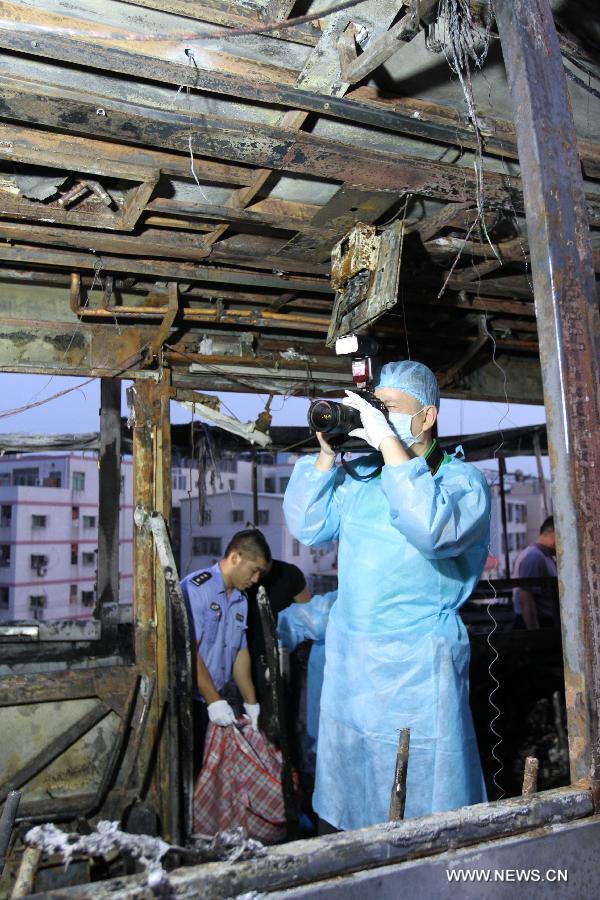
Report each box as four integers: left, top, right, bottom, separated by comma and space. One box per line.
25, 820, 171, 891
201, 827, 267, 864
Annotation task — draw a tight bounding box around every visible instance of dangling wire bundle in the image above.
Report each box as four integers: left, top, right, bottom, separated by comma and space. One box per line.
196, 423, 221, 526
429, 1, 498, 258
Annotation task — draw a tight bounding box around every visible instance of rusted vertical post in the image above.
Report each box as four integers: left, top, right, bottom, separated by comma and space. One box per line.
389, 728, 410, 821
97, 378, 121, 637
497, 456, 511, 578
131, 379, 171, 834
522, 757, 539, 797
496, 0, 600, 801
153, 370, 179, 842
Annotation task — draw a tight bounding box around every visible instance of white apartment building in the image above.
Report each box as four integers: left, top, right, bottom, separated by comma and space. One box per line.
0, 453, 134, 622
179, 454, 338, 592
487, 472, 552, 577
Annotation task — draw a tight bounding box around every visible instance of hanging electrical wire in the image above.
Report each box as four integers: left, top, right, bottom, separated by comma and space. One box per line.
0, 376, 97, 421
427, 1, 499, 264
564, 65, 600, 101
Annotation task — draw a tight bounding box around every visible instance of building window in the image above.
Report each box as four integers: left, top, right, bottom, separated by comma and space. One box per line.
82, 551, 95, 565
71, 544, 78, 565
514, 503, 527, 524
32, 514, 47, 528
13, 467, 39, 486
218, 458, 238, 473
81, 591, 95, 607
0, 586, 9, 610
30, 554, 48, 574
0, 473, 10, 486
43, 472, 62, 488
29, 595, 46, 619
72, 506, 80, 521
70, 584, 78, 604
228, 479, 236, 490
0, 545, 10, 568
279, 476, 290, 493
72, 471, 85, 491
507, 504, 513, 523
257, 509, 269, 525
120, 475, 125, 495
292, 539, 300, 557
200, 507, 212, 525
193, 537, 222, 556
231, 509, 245, 523
83, 515, 96, 528
264, 477, 276, 493
1, 505, 12, 527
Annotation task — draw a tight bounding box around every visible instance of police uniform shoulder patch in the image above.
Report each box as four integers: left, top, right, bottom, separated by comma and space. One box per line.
235, 612, 244, 623
191, 570, 212, 587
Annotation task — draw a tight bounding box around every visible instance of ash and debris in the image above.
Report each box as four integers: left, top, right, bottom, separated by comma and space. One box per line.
24, 822, 267, 895
200, 827, 267, 864
26, 821, 171, 892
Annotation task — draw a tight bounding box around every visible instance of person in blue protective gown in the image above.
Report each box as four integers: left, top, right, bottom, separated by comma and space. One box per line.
277, 591, 337, 763
283, 360, 491, 831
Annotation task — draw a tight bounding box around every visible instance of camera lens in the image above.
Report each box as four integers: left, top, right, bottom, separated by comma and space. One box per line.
307, 400, 361, 434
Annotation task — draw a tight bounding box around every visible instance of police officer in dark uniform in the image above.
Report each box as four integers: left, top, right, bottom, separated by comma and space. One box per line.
181, 529, 271, 774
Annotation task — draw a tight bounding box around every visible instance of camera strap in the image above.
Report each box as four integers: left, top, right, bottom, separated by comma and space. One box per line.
341, 439, 448, 481
340, 451, 383, 482
424, 439, 447, 476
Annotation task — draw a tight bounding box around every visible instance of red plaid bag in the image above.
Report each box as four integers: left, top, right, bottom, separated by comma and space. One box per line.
192, 722, 288, 843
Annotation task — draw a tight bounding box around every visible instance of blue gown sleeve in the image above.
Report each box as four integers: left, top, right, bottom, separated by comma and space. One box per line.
381, 457, 490, 559
283, 455, 344, 545
277, 591, 337, 650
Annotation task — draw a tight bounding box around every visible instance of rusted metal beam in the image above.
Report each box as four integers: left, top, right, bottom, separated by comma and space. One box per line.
0, 313, 153, 378
338, 0, 437, 84
0, 122, 253, 185
496, 0, 600, 802
0, 704, 111, 804
1, 14, 600, 178
32, 787, 593, 898
0, 667, 139, 710
142, 511, 194, 842
0, 245, 331, 292
0, 790, 20, 876
117, 175, 160, 232
119, 0, 319, 45
389, 728, 410, 822
149, 282, 179, 359
130, 377, 176, 839
97, 379, 122, 638
0, 221, 212, 262
131, 381, 163, 826
0, 70, 524, 208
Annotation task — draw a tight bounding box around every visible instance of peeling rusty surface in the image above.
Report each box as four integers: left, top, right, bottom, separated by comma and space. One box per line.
497, 0, 600, 797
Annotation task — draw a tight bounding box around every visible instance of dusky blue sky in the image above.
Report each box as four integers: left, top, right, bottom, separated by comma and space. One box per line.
0, 372, 548, 476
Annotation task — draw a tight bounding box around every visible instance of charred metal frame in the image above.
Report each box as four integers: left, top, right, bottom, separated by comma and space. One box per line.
496, 0, 600, 802
0, 0, 599, 892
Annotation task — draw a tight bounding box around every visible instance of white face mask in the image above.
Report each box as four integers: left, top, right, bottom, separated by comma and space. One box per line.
388, 409, 426, 447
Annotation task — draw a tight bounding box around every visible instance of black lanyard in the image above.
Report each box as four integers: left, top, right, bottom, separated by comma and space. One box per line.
341, 438, 447, 482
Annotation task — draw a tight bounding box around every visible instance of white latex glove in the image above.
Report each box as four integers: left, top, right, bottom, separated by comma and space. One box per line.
243, 702, 260, 730
207, 699, 236, 727
342, 390, 394, 450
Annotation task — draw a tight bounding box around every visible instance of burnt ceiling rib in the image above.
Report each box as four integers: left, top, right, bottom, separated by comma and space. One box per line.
0, 0, 598, 405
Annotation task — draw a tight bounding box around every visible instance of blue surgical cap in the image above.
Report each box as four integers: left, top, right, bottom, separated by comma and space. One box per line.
376, 360, 440, 410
